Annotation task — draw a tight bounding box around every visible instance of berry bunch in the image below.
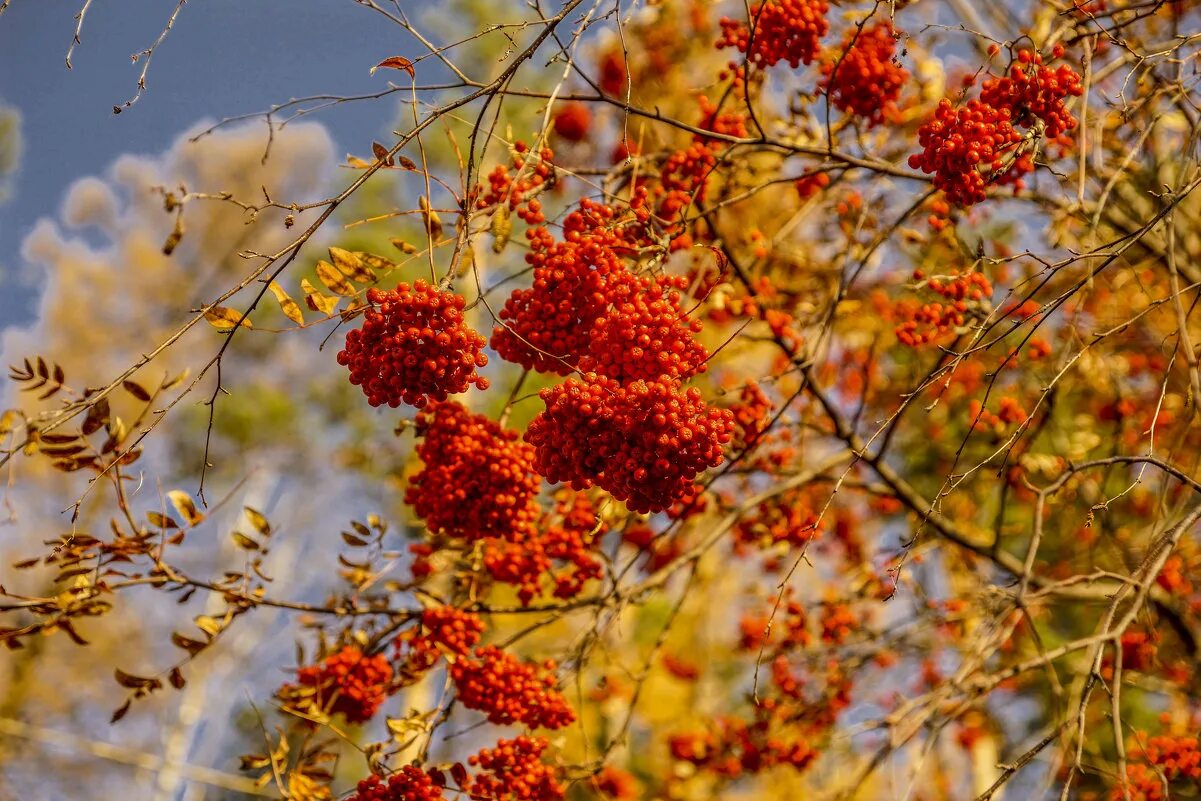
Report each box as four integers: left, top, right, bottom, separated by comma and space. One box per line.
476, 143, 554, 225
552, 102, 592, 143
348, 769, 445, 801
820, 22, 907, 127
406, 605, 486, 669
1119, 735, 1201, 800
580, 274, 709, 382
290, 646, 393, 724
491, 199, 643, 375
467, 736, 565, 801
980, 48, 1083, 140
338, 285, 488, 408
450, 646, 575, 730
525, 375, 736, 513
405, 401, 541, 542
717, 0, 830, 69
894, 271, 993, 347
907, 99, 1026, 207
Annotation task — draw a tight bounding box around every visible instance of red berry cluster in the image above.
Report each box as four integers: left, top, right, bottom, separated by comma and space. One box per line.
348, 768, 445, 801
1119, 735, 1201, 800
552, 102, 592, 143
491, 198, 644, 375
895, 270, 993, 347
794, 171, 831, 200
907, 99, 1026, 207
449, 645, 576, 730
406, 605, 486, 669
579, 273, 709, 382
980, 48, 1083, 140
291, 645, 393, 724
476, 143, 554, 225
467, 736, 565, 801
525, 375, 735, 513
338, 285, 488, 408
910, 48, 1082, 207
717, 0, 830, 69
405, 401, 541, 542
597, 48, 628, 97
819, 22, 907, 127
734, 488, 821, 551
480, 492, 603, 605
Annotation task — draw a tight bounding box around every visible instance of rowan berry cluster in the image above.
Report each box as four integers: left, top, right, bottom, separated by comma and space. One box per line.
481, 492, 603, 605
794, 171, 831, 200
552, 102, 592, 143
1119, 735, 1201, 800
895, 271, 993, 347
907, 99, 1026, 207
289, 645, 393, 724
466, 736, 564, 801
406, 605, 486, 669
910, 48, 1081, 207
980, 48, 1083, 140
338, 285, 488, 408
476, 143, 554, 225
579, 274, 709, 382
968, 397, 1027, 434
347, 768, 445, 801
525, 374, 735, 513
449, 646, 575, 730
491, 198, 643, 375
734, 489, 821, 551
820, 22, 907, 127
405, 401, 540, 542
717, 0, 830, 69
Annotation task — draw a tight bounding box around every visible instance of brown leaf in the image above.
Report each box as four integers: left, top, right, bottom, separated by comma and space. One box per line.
114, 668, 162, 691
168, 667, 186, 689
122, 380, 152, 402
81, 399, 110, 436
372, 56, 414, 78
371, 141, 394, 166
172, 631, 207, 656
397, 155, 418, 171
110, 699, 132, 724
231, 531, 260, 551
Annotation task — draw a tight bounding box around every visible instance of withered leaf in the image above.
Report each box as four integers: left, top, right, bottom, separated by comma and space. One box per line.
371, 141, 394, 166
268, 281, 305, 326
168, 667, 186, 689
168, 491, 204, 526
329, 247, 375, 283
146, 511, 178, 529
397, 155, 418, 171
315, 260, 356, 297
244, 507, 271, 537
110, 699, 132, 724
114, 668, 162, 691
81, 399, 110, 436
204, 306, 254, 331
346, 153, 373, 169
371, 56, 415, 78
122, 380, 152, 402
231, 531, 260, 551
301, 279, 339, 315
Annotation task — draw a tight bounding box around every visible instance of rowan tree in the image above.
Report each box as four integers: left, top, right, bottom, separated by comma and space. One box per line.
3, 1, 1201, 800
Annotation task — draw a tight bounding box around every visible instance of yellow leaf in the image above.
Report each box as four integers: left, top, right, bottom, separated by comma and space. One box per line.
301, 279, 339, 315
328, 247, 375, 283
315, 260, 356, 296
244, 506, 271, 537
204, 306, 253, 331
168, 490, 205, 527
268, 281, 305, 326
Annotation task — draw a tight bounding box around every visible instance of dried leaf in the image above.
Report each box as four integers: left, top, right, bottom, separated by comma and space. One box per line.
122, 380, 152, 402
146, 511, 178, 529
268, 281, 305, 326
110, 699, 132, 724
168, 667, 186, 689
244, 507, 271, 537
419, 196, 442, 240
171, 631, 207, 656
346, 154, 373, 169
81, 399, 110, 436
194, 615, 222, 638
390, 238, 417, 255
231, 531, 260, 551
315, 261, 356, 297
301, 279, 339, 315
329, 248, 375, 283
204, 306, 253, 331
371, 56, 414, 78
371, 141, 394, 166
397, 155, 418, 171
168, 490, 205, 527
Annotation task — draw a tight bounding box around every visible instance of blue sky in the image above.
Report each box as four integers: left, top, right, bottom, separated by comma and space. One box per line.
0, 0, 416, 325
